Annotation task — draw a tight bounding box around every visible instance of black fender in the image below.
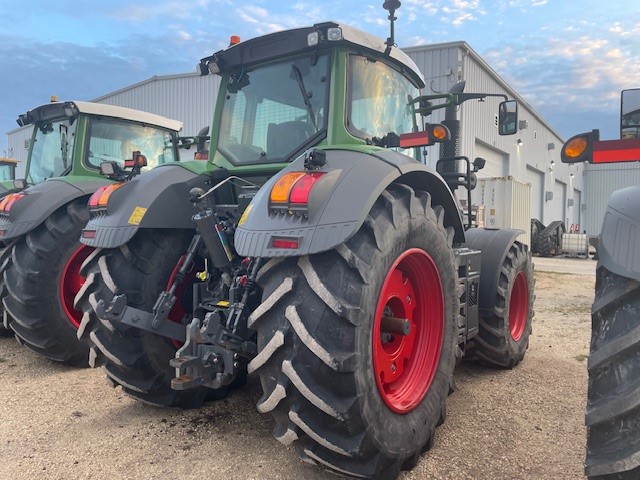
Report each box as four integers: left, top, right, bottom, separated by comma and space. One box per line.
464, 227, 525, 318
234, 148, 464, 257
80, 164, 208, 249
0, 177, 111, 241
598, 186, 640, 282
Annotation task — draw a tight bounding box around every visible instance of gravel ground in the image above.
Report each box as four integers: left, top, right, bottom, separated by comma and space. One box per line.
0, 268, 594, 480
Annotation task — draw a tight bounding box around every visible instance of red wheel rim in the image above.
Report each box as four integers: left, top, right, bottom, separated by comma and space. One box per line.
509, 272, 528, 341
60, 245, 94, 329
373, 248, 444, 414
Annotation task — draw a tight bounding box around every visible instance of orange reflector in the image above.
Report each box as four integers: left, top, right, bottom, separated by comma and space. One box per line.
563, 137, 588, 159
82, 230, 97, 239
229, 35, 241, 45
270, 172, 305, 203
431, 125, 449, 141
97, 183, 124, 207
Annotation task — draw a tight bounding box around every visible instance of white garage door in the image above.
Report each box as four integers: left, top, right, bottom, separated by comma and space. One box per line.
551, 180, 566, 223
572, 189, 582, 230
474, 140, 506, 179
525, 166, 543, 221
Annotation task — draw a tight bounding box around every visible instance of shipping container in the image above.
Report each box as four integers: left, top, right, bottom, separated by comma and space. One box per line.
472, 176, 531, 247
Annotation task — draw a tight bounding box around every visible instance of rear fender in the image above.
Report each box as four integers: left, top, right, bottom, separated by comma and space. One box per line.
0, 177, 111, 241
598, 186, 640, 282
234, 148, 464, 258
80, 164, 208, 249
464, 228, 525, 318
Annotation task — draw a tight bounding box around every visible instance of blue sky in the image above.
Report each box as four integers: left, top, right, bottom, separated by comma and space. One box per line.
2, 0, 639, 155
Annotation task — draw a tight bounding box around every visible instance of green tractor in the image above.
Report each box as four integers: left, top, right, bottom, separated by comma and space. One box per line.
75, 4, 534, 478
0, 100, 184, 363
562, 88, 640, 479
0, 157, 18, 187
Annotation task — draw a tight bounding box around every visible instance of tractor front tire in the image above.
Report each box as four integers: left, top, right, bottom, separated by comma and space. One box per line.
74, 228, 224, 408
2, 200, 91, 365
468, 242, 534, 368
249, 185, 459, 479
585, 267, 640, 479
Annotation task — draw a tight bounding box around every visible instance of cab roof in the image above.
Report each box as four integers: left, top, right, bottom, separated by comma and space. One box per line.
202, 21, 425, 89
17, 101, 183, 132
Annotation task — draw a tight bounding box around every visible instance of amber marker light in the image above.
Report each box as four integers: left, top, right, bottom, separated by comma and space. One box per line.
88, 183, 123, 209
431, 124, 449, 141
229, 35, 241, 45
563, 137, 588, 159
269, 172, 305, 204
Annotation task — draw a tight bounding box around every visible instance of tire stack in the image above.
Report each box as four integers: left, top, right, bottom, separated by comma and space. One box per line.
532, 220, 565, 257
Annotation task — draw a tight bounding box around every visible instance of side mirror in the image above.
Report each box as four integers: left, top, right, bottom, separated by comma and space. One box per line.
621, 88, 640, 139
498, 100, 518, 135
472, 157, 486, 172
12, 179, 27, 190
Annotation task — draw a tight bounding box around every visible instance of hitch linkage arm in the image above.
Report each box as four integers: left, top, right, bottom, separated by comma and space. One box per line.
93, 234, 205, 342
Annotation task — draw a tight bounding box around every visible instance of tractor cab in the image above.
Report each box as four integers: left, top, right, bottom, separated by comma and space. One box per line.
16, 101, 183, 185
200, 21, 446, 173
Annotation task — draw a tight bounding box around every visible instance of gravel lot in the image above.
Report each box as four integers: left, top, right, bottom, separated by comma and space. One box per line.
0, 262, 594, 480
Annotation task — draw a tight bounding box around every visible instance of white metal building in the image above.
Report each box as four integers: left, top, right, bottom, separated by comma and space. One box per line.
583, 162, 640, 235
6, 40, 585, 231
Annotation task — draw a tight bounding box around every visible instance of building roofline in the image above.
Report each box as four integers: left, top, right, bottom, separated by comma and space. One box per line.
404, 40, 565, 142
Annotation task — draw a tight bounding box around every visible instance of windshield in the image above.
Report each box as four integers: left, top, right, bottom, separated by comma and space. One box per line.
87, 118, 177, 170
348, 55, 421, 142
0, 164, 14, 181
217, 53, 329, 164
28, 119, 78, 183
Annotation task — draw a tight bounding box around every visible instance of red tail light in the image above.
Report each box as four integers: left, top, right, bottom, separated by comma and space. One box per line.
88, 186, 108, 208
0, 193, 25, 213
289, 172, 324, 204
269, 171, 326, 213
88, 183, 123, 209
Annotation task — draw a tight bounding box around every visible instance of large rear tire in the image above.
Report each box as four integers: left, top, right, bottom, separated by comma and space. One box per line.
249, 185, 458, 479
0, 244, 13, 337
467, 242, 534, 368
74, 228, 225, 408
2, 200, 91, 365
585, 267, 640, 479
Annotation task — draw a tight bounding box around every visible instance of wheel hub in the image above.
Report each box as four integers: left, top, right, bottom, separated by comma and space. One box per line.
373, 248, 444, 414
60, 245, 94, 329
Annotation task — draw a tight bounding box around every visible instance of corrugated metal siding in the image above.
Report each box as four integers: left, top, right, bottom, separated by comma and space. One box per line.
7, 126, 32, 178
94, 73, 220, 137
406, 42, 580, 226
584, 162, 640, 234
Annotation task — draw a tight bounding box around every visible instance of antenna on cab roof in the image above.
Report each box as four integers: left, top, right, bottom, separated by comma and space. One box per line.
383, 0, 401, 54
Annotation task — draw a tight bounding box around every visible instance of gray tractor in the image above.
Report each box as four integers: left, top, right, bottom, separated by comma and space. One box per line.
561, 88, 640, 479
